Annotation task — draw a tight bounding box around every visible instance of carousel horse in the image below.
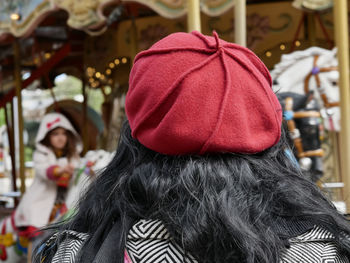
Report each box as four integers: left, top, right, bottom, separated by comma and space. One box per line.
271, 47, 340, 132
278, 92, 324, 182
0, 150, 113, 263
272, 47, 347, 213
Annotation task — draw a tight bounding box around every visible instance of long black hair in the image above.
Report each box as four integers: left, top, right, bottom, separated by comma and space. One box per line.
35, 120, 350, 263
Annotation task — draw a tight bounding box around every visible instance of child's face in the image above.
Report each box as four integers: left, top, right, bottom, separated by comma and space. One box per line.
49, 127, 68, 151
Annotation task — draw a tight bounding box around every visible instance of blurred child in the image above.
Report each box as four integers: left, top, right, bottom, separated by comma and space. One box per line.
15, 112, 81, 233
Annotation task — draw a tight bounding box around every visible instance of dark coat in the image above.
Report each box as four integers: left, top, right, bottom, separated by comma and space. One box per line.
44, 219, 349, 263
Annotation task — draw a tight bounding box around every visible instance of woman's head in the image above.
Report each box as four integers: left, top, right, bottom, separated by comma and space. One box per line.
126, 31, 282, 155
78, 31, 348, 261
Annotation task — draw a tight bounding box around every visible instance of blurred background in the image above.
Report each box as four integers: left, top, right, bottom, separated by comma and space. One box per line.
0, 0, 348, 221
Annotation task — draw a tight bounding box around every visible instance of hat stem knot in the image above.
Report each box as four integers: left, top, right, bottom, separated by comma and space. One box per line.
213, 31, 221, 50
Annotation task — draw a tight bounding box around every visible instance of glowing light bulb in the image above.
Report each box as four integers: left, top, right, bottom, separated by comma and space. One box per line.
10, 13, 20, 21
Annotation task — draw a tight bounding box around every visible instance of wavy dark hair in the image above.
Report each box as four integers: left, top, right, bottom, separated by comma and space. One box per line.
35, 120, 350, 263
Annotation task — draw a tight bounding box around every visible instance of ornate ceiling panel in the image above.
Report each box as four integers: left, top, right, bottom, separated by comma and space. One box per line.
127, 0, 236, 18
0, 0, 278, 40
53, 0, 114, 34
201, 0, 235, 17
292, 0, 333, 11
0, 0, 55, 39
127, 0, 186, 18
0, 0, 118, 39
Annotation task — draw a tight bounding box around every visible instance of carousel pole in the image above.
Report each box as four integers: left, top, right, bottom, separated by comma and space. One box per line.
130, 18, 138, 64
333, 0, 350, 212
307, 13, 316, 46
82, 33, 89, 155
234, 0, 247, 47
4, 103, 18, 206
4, 104, 17, 190
82, 78, 88, 155
187, 0, 201, 32
13, 39, 26, 194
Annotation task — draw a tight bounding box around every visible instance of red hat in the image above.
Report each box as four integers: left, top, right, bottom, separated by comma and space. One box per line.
126, 31, 282, 155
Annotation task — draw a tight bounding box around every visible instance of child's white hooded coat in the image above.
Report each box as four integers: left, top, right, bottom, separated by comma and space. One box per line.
15, 113, 82, 228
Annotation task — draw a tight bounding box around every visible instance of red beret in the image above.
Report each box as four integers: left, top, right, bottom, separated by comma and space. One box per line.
126, 31, 282, 155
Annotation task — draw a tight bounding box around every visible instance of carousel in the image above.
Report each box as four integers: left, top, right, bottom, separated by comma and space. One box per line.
0, 0, 350, 262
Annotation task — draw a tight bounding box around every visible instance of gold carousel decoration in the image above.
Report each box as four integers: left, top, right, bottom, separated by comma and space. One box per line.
0, 0, 244, 38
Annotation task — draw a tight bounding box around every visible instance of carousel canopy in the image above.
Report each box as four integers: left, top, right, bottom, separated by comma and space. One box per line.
0, 0, 282, 40
0, 0, 283, 108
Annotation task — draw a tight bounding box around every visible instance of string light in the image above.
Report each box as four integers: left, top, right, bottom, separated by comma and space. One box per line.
85, 57, 130, 88
45, 53, 51, 59
105, 86, 112, 95
86, 67, 95, 77
295, 40, 301, 47
265, 51, 272, 57
10, 13, 20, 21
280, 44, 286, 50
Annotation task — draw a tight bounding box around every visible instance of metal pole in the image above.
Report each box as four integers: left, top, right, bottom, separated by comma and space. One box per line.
187, 0, 201, 32
4, 104, 17, 191
82, 34, 89, 155
333, 0, 350, 212
82, 78, 88, 155
13, 39, 26, 194
4, 103, 19, 206
131, 18, 139, 64
307, 13, 316, 46
234, 0, 246, 47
